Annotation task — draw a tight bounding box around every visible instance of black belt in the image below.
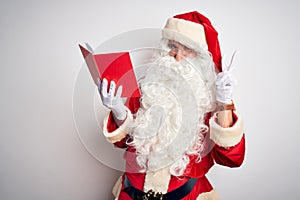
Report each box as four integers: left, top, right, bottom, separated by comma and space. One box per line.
123, 175, 198, 200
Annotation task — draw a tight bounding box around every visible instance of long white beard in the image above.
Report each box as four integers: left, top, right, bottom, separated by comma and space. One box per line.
128, 45, 217, 176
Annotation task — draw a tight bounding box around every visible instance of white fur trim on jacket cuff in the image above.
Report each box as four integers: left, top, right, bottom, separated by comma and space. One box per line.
209, 112, 243, 147
103, 107, 133, 143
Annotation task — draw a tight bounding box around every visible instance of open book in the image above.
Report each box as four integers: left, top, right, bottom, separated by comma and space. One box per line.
79, 43, 141, 98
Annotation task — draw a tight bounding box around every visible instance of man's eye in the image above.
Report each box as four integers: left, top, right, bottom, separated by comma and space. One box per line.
184, 47, 193, 52
169, 44, 177, 49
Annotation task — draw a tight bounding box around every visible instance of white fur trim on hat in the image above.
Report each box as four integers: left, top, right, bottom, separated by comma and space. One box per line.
103, 107, 133, 143
162, 18, 208, 51
209, 112, 244, 147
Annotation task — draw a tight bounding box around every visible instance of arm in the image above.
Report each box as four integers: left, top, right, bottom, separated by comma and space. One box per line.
209, 110, 245, 167
103, 96, 140, 148
98, 78, 133, 148
216, 103, 234, 128
211, 53, 245, 167
212, 134, 245, 167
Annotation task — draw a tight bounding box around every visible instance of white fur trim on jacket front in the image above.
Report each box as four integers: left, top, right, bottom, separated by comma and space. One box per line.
103, 107, 133, 143
197, 189, 220, 200
112, 176, 122, 199
209, 112, 243, 147
143, 167, 171, 194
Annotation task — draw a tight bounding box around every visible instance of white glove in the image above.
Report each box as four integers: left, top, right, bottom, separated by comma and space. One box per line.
216, 51, 238, 104
97, 78, 127, 120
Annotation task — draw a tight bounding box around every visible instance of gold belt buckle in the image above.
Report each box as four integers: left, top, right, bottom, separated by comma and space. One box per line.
142, 189, 163, 200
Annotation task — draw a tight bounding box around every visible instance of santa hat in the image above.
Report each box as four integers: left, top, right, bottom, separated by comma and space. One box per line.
162, 11, 222, 72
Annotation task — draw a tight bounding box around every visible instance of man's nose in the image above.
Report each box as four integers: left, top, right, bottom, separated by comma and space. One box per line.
174, 51, 184, 61
175, 54, 183, 61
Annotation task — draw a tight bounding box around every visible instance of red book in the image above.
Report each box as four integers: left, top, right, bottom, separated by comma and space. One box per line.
79, 44, 141, 98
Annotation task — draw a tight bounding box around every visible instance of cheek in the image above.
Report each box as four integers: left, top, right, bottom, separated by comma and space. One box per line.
169, 51, 175, 56
187, 52, 197, 58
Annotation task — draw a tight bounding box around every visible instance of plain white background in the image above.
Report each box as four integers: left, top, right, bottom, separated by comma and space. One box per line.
1, 0, 300, 199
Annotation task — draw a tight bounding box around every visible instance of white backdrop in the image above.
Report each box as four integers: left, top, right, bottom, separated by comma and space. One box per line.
1, 0, 300, 199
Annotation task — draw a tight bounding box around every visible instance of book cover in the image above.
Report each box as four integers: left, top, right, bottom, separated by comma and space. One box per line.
79, 44, 141, 98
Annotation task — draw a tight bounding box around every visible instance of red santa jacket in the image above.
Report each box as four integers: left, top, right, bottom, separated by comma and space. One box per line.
103, 97, 245, 199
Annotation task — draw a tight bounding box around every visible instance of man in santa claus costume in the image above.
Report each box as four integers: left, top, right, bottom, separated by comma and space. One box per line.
98, 11, 245, 200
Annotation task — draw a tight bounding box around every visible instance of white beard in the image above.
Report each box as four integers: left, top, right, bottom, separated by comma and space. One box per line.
128, 44, 217, 176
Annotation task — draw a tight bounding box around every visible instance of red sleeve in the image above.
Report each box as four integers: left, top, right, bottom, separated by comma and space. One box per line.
212, 134, 245, 167
105, 97, 140, 148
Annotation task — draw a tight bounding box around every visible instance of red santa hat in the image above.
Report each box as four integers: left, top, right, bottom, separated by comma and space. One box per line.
162, 11, 222, 72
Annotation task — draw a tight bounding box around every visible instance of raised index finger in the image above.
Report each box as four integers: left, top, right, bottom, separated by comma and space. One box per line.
223, 50, 239, 72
